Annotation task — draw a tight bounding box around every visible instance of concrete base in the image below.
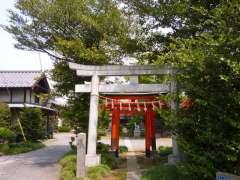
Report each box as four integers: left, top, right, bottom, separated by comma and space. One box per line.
216, 172, 240, 180
85, 154, 101, 167
167, 154, 180, 165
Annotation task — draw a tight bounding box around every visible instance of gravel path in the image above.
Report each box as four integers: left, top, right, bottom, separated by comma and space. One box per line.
0, 133, 72, 180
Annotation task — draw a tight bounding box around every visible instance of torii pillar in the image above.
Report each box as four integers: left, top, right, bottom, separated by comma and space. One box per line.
86, 74, 101, 166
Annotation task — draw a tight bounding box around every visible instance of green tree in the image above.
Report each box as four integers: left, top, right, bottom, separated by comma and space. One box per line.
6, 0, 129, 94
61, 95, 90, 133
0, 102, 11, 128
125, 0, 240, 178
19, 108, 46, 141
6, 0, 130, 132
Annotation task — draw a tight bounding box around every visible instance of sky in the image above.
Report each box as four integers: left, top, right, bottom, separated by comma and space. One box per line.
0, 0, 53, 71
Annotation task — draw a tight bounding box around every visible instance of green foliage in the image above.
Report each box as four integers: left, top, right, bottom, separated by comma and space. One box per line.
96, 142, 118, 169
141, 165, 179, 180
127, 0, 240, 178
101, 153, 118, 169
60, 151, 111, 180
19, 108, 46, 141
0, 102, 10, 128
0, 141, 44, 155
60, 151, 78, 180
6, 0, 131, 135
62, 95, 90, 134
0, 127, 16, 143
141, 164, 196, 180
87, 165, 110, 180
159, 146, 172, 157
97, 142, 110, 154
119, 146, 128, 153
0, 144, 10, 153
58, 126, 71, 133
127, 116, 141, 137
6, 0, 130, 96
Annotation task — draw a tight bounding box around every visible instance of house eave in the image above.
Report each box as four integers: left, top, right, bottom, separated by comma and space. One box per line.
8, 103, 56, 112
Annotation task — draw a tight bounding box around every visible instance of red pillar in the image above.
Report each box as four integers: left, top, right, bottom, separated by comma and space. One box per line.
111, 99, 120, 157
111, 109, 116, 151
150, 108, 156, 151
145, 105, 151, 157
115, 104, 120, 157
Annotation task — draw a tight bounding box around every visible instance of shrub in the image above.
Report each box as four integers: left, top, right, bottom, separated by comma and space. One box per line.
60, 151, 110, 180
119, 146, 128, 153
141, 165, 179, 180
97, 142, 110, 154
101, 153, 118, 169
96, 143, 118, 169
0, 102, 10, 128
19, 108, 46, 141
58, 126, 71, 132
60, 152, 77, 180
87, 165, 110, 180
0, 127, 16, 143
0, 144, 10, 153
159, 146, 172, 157
0, 141, 44, 155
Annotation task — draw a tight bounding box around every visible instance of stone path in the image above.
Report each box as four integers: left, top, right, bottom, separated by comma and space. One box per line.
0, 133, 72, 180
124, 138, 141, 180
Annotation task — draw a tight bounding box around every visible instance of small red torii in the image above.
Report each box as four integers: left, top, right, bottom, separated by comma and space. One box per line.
100, 94, 166, 157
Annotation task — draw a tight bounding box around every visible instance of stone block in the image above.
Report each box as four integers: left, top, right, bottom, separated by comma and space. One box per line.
216, 172, 240, 180
85, 154, 101, 167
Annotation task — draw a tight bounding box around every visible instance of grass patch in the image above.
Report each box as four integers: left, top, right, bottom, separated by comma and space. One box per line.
105, 169, 127, 180
60, 149, 127, 180
141, 165, 179, 180
88, 165, 110, 180
0, 141, 45, 155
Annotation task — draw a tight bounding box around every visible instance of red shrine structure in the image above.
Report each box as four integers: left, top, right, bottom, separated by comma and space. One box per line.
100, 93, 165, 157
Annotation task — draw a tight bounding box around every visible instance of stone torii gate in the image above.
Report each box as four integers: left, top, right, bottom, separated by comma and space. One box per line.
69, 62, 179, 167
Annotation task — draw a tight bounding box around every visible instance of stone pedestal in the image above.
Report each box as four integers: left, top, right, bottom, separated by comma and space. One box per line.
85, 154, 101, 167
134, 125, 141, 138
77, 133, 86, 177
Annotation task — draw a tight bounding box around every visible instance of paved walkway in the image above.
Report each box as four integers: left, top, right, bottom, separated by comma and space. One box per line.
124, 138, 141, 180
0, 133, 72, 180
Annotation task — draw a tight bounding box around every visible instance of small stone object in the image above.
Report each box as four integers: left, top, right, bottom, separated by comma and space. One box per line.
216, 172, 240, 180
134, 124, 141, 138
76, 133, 86, 178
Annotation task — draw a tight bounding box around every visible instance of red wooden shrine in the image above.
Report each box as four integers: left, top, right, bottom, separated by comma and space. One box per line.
100, 94, 165, 157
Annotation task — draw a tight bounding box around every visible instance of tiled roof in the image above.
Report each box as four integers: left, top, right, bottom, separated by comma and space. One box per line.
0, 71, 43, 88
